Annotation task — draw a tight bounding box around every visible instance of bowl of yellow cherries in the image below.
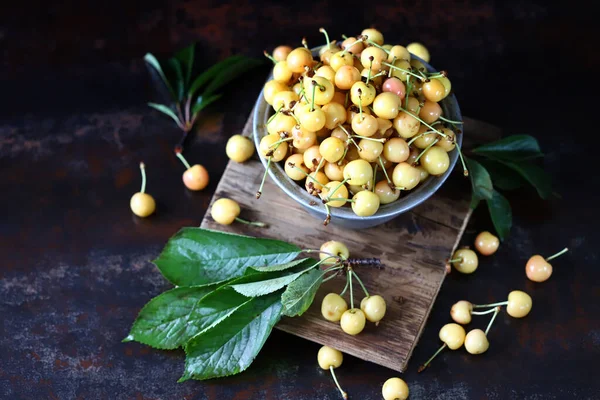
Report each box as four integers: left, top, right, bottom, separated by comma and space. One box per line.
253, 27, 463, 229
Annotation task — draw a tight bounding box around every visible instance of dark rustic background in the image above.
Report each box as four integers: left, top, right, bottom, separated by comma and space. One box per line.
1, 1, 599, 399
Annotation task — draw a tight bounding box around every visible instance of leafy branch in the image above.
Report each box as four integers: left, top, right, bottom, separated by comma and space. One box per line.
124, 228, 331, 381
465, 135, 552, 241
145, 44, 262, 150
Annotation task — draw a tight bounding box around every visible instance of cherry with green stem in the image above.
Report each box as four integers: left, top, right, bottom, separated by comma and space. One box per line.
317, 346, 348, 400
527, 247, 569, 282
211, 198, 267, 227
175, 147, 210, 191
418, 323, 466, 372
413, 138, 440, 165
378, 156, 394, 186
130, 162, 156, 218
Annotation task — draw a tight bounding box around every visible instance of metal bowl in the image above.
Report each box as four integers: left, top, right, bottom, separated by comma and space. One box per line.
253, 54, 463, 229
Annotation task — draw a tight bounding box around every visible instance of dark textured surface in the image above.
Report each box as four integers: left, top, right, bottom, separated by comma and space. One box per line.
1, 1, 599, 399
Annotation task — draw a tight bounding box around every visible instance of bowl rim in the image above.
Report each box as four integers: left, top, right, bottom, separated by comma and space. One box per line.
253, 52, 463, 222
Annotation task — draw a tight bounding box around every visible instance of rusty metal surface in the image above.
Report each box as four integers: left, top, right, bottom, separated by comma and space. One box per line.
1, 1, 599, 399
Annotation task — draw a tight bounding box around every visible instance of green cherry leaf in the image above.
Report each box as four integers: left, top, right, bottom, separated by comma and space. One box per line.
250, 258, 310, 273
229, 259, 318, 297
499, 161, 552, 199
175, 43, 195, 89
486, 189, 512, 241
191, 93, 222, 116
202, 57, 263, 97
472, 135, 543, 161
167, 58, 185, 102
465, 157, 494, 209
179, 292, 282, 381
153, 228, 302, 286
477, 158, 526, 191
187, 55, 245, 99
147, 103, 182, 126
144, 53, 177, 101
124, 285, 234, 349
281, 268, 324, 317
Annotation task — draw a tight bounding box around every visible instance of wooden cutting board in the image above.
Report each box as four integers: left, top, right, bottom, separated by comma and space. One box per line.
200, 112, 500, 372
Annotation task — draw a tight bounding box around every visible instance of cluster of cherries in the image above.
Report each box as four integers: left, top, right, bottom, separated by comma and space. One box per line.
315, 239, 415, 400
258, 27, 463, 225
419, 230, 569, 373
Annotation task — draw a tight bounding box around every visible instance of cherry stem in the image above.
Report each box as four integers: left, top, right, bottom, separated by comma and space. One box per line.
351, 270, 369, 298
348, 268, 354, 309
337, 124, 362, 151
303, 249, 344, 264
382, 62, 425, 82
325, 178, 349, 203
256, 157, 272, 199
447, 257, 462, 263
428, 73, 445, 79
338, 147, 349, 164
290, 165, 323, 186
340, 37, 365, 55
267, 106, 284, 124
269, 137, 293, 147
352, 135, 385, 142
340, 277, 349, 296
473, 301, 508, 309
405, 76, 412, 109
378, 156, 393, 186
315, 157, 325, 174
302, 37, 308, 49
418, 343, 447, 373
175, 151, 192, 170
388, 56, 396, 78
311, 84, 317, 112
139, 162, 147, 193
407, 130, 437, 146
372, 163, 378, 192
235, 217, 267, 228
366, 59, 373, 85
365, 39, 390, 54
323, 203, 331, 226
454, 140, 469, 177
413, 139, 440, 165
319, 27, 330, 47
439, 115, 463, 125
546, 247, 569, 261
263, 50, 277, 64
471, 308, 498, 316
399, 108, 448, 138
358, 95, 363, 120
484, 306, 501, 335
329, 366, 348, 400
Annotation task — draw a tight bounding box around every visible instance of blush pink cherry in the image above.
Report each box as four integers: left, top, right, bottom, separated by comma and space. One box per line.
526, 247, 569, 282
382, 77, 406, 99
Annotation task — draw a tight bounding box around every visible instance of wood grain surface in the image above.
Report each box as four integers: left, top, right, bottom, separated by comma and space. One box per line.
200, 113, 500, 372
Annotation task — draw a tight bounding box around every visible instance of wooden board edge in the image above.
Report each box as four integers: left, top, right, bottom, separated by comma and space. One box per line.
399, 207, 473, 372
